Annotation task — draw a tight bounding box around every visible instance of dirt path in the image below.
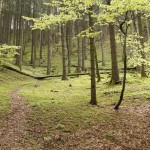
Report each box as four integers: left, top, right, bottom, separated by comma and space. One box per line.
0, 87, 31, 150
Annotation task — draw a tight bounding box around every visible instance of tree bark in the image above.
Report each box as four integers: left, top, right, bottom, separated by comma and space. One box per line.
82, 18, 87, 71
39, 30, 43, 66
95, 47, 101, 82
89, 6, 97, 105
77, 20, 81, 73
114, 26, 128, 110
100, 29, 105, 66
146, 18, 150, 38
47, 30, 51, 75
109, 23, 120, 84
137, 13, 147, 77
66, 21, 72, 74
106, 0, 120, 84
61, 24, 67, 80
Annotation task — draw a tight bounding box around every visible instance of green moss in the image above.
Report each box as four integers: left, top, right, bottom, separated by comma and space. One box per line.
18, 72, 150, 134
20, 76, 115, 132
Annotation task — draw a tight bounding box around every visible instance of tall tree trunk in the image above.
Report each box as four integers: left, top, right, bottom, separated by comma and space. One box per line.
61, 24, 67, 80
15, 0, 21, 66
137, 13, 147, 77
100, 28, 105, 66
89, 6, 97, 105
31, 1, 36, 67
0, 1, 3, 44
8, 14, 12, 44
146, 18, 150, 38
95, 47, 101, 82
66, 21, 72, 74
47, 30, 51, 75
101, 40, 105, 66
19, 18, 24, 71
31, 28, 34, 65
13, 14, 17, 45
77, 20, 81, 73
82, 18, 87, 71
106, 0, 119, 84
114, 24, 128, 110
33, 30, 36, 68
82, 36, 86, 71
109, 23, 120, 84
39, 30, 43, 66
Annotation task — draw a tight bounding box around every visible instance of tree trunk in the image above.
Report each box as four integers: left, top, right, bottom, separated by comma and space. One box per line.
0, 1, 3, 44
61, 24, 67, 80
95, 47, 101, 82
146, 18, 150, 38
114, 26, 128, 110
106, 0, 120, 84
33, 30, 36, 68
89, 6, 97, 105
39, 30, 43, 66
13, 14, 17, 45
137, 13, 147, 77
82, 36, 86, 71
82, 18, 87, 71
77, 20, 81, 73
19, 18, 24, 71
47, 30, 51, 75
100, 30, 105, 66
66, 21, 72, 74
109, 23, 120, 84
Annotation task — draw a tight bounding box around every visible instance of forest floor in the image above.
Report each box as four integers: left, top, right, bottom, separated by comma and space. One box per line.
0, 69, 150, 150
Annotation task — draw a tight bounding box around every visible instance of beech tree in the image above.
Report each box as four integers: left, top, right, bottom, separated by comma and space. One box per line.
106, 0, 120, 85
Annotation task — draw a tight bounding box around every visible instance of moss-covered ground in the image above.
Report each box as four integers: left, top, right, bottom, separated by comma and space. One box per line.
18, 72, 150, 149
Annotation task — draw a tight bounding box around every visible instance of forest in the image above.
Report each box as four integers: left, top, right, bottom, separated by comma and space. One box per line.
0, 0, 150, 149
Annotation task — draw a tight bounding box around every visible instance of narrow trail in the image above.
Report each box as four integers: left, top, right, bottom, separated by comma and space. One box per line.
0, 87, 31, 150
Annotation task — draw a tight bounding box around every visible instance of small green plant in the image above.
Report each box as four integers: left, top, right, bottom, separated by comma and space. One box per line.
105, 131, 115, 138
43, 136, 52, 141
0, 44, 20, 66
55, 123, 65, 130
